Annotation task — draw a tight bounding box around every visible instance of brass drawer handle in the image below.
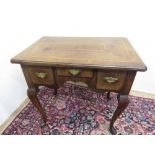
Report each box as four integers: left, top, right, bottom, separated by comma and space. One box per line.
68, 69, 81, 76
104, 77, 118, 84
35, 72, 47, 79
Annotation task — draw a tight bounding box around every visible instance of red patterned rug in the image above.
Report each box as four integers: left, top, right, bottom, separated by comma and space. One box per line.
2, 83, 155, 135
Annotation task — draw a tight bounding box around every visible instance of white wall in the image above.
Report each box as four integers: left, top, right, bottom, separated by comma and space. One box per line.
0, 0, 155, 125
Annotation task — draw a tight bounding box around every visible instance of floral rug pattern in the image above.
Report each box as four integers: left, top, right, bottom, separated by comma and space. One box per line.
2, 83, 155, 135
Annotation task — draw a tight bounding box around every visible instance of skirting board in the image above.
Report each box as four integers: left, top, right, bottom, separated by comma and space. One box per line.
0, 98, 30, 134
130, 90, 155, 100
0, 90, 154, 134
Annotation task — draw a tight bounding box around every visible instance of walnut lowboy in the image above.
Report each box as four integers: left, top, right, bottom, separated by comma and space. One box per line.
11, 37, 147, 134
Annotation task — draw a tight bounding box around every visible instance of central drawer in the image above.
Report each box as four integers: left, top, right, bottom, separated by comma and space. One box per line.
56, 68, 93, 78
55, 68, 95, 88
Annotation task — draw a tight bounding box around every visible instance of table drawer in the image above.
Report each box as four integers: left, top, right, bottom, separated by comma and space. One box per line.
96, 71, 126, 91
56, 68, 93, 78
28, 67, 54, 85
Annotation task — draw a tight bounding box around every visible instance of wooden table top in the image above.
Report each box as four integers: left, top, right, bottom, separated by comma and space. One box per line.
11, 37, 147, 71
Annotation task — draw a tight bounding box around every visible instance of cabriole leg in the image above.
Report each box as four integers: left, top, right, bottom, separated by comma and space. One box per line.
109, 94, 129, 135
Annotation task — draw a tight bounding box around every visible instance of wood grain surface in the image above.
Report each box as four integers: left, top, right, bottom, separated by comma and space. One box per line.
11, 37, 147, 71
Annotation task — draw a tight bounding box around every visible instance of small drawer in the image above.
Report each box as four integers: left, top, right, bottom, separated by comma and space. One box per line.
96, 71, 126, 91
56, 68, 93, 78
28, 67, 54, 85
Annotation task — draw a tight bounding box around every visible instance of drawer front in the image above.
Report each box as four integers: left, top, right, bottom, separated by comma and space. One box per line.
28, 67, 54, 85
56, 68, 93, 78
96, 71, 126, 91
56, 76, 96, 88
